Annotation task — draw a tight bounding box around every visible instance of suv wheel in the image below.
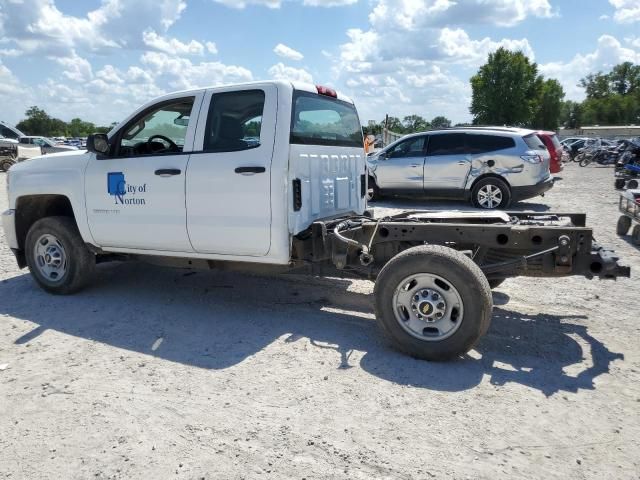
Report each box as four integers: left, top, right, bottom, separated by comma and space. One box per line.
471, 177, 511, 209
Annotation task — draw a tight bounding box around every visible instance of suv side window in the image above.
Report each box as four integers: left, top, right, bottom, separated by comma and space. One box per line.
386, 136, 426, 159
1, 126, 18, 139
466, 134, 515, 154
426, 133, 466, 156
204, 90, 265, 152
115, 97, 195, 158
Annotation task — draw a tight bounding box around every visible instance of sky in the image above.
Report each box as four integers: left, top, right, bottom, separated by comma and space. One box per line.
0, 0, 639, 127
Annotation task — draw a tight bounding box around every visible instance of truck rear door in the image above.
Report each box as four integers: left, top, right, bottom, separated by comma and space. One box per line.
185, 85, 276, 256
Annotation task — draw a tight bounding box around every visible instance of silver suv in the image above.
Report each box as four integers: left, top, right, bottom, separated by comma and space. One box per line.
366, 127, 553, 209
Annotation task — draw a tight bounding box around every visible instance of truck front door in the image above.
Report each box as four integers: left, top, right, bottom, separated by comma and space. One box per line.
85, 93, 203, 251
185, 85, 276, 256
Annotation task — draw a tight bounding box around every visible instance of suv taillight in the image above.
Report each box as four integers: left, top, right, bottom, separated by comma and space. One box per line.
521, 154, 543, 164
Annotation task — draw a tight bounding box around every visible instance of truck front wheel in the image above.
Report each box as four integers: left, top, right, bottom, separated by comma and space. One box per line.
25, 216, 95, 295
374, 245, 493, 361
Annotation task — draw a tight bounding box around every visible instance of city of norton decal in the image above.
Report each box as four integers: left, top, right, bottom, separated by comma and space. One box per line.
107, 172, 147, 205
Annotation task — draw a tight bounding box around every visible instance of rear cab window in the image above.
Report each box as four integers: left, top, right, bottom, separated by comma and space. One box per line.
290, 91, 362, 147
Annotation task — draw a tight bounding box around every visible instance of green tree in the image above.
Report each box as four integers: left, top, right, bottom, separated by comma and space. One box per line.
579, 72, 612, 99
16, 106, 53, 136
470, 48, 541, 126
430, 116, 451, 129
402, 114, 429, 133
559, 100, 583, 129
385, 116, 404, 133
533, 79, 565, 130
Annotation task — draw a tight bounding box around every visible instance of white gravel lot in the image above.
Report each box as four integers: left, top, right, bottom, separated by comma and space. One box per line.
0, 164, 639, 480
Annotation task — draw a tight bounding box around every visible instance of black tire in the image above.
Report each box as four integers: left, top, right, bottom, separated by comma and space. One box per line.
579, 156, 591, 167
614, 178, 626, 190
25, 216, 95, 294
617, 216, 632, 236
471, 177, 511, 209
628, 179, 639, 189
0, 158, 14, 172
487, 278, 506, 289
374, 245, 493, 361
633, 225, 640, 246
366, 176, 380, 202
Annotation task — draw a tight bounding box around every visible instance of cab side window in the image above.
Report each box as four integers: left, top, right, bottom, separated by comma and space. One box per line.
386, 136, 426, 159
115, 97, 195, 158
204, 90, 265, 152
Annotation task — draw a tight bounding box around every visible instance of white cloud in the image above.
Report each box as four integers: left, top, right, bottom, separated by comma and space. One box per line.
273, 43, 304, 61
369, 0, 554, 30
302, 0, 357, 6
142, 29, 206, 56
206, 42, 218, 54
268, 62, 313, 83
540, 35, 640, 100
211, 0, 282, 8
211, 0, 357, 7
0, 0, 187, 56
438, 28, 534, 64
53, 51, 94, 82
610, 0, 640, 23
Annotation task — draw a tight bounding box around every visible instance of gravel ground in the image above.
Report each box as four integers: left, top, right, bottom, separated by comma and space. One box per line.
0, 164, 639, 480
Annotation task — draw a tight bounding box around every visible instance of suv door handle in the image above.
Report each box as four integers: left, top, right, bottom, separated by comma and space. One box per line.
154, 168, 181, 177
457, 161, 468, 165
235, 166, 266, 174
410, 164, 421, 167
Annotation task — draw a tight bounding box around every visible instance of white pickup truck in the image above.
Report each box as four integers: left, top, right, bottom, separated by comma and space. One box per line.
1, 81, 629, 360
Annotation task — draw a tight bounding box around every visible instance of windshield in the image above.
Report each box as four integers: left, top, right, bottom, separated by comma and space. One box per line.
290, 92, 362, 147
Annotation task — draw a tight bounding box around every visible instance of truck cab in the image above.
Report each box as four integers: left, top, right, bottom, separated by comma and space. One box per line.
3, 81, 367, 266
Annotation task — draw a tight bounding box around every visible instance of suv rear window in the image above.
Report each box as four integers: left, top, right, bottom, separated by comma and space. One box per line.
523, 134, 546, 150
466, 134, 515, 154
290, 92, 362, 147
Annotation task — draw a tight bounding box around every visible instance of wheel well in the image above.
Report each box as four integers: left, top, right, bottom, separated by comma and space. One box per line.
15, 195, 76, 250
469, 173, 511, 192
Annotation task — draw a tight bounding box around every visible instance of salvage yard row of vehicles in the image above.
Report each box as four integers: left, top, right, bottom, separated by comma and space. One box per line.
1, 81, 631, 360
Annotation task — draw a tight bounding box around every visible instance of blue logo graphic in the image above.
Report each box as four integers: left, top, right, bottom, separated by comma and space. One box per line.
107, 172, 126, 196
107, 172, 147, 205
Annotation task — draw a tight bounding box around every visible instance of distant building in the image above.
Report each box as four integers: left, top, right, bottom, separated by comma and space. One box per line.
559, 125, 640, 139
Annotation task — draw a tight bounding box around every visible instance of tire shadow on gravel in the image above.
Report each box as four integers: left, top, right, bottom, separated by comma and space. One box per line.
0, 264, 623, 397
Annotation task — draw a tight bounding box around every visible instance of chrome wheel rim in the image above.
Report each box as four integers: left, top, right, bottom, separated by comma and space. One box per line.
477, 184, 503, 209
392, 273, 464, 342
33, 234, 68, 283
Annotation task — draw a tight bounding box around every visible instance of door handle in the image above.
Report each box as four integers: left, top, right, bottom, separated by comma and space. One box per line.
457, 161, 468, 165
154, 168, 181, 177
410, 164, 421, 167
235, 166, 266, 174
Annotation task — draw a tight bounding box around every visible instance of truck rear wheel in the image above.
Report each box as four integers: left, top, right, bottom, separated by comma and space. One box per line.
374, 245, 493, 361
25, 216, 95, 295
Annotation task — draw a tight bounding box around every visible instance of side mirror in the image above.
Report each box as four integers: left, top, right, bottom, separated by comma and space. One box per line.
87, 133, 110, 155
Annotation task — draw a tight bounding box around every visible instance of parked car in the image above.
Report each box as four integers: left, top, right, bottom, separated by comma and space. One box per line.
0, 120, 24, 141
537, 131, 564, 174
366, 127, 553, 209
19, 136, 78, 154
